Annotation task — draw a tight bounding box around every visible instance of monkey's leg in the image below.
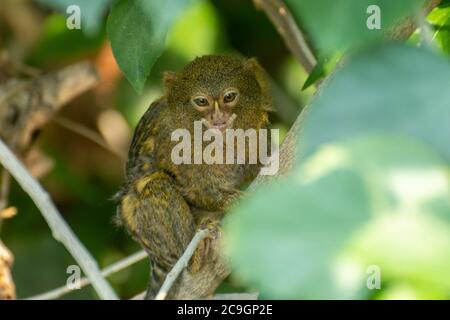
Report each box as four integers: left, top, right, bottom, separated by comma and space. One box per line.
119, 171, 196, 299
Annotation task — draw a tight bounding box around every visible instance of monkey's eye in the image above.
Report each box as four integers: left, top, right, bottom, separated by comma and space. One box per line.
193, 97, 209, 107
223, 91, 238, 103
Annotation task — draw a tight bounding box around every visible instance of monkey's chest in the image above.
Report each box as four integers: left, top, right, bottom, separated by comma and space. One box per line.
175, 163, 245, 211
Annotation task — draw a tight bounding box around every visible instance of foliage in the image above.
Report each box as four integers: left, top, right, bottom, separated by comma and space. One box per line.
107, 0, 194, 92
285, 0, 424, 55
224, 3, 450, 299
35, 0, 111, 35
4, 0, 450, 299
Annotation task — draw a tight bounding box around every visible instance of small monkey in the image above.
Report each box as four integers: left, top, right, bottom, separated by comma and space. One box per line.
116, 55, 272, 299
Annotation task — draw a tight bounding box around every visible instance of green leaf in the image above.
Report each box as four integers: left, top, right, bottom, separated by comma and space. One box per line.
302, 60, 326, 90
225, 165, 372, 299
302, 135, 450, 219
428, 6, 450, 54
285, 0, 423, 54
302, 54, 341, 89
299, 44, 450, 164
225, 134, 450, 299
107, 0, 193, 93
337, 137, 450, 294
35, 0, 111, 36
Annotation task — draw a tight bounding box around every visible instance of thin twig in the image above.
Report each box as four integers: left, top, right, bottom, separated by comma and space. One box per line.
27, 250, 147, 300
0, 138, 118, 300
253, 0, 317, 73
212, 292, 259, 300
155, 229, 210, 300
54, 116, 126, 161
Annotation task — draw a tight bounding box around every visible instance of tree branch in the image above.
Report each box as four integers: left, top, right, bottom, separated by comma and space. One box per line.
253, 0, 317, 73
54, 116, 126, 161
0, 61, 99, 153
27, 250, 147, 300
155, 229, 210, 300
0, 138, 118, 300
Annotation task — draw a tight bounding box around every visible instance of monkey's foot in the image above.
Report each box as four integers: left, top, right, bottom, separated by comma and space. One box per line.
189, 218, 221, 273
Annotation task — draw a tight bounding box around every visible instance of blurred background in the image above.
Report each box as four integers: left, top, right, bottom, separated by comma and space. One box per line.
0, 0, 313, 299
1, 0, 450, 300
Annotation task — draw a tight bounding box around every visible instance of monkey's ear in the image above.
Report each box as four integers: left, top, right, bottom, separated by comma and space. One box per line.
163, 71, 177, 87
243, 57, 262, 72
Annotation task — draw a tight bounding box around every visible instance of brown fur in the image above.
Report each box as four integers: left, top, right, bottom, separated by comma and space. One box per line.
116, 55, 272, 299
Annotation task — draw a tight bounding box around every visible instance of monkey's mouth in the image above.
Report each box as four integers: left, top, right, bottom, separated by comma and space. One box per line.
201, 113, 237, 131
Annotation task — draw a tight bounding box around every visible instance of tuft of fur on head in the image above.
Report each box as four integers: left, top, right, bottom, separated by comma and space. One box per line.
164, 55, 273, 119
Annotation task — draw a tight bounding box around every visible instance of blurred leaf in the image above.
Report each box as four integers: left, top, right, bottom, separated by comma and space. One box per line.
279, 57, 315, 105
428, 6, 450, 54
29, 14, 104, 66
439, 0, 450, 8
302, 136, 450, 220
225, 165, 372, 299
166, 0, 221, 59
299, 44, 450, 163
285, 0, 423, 54
107, 0, 194, 93
35, 0, 110, 36
225, 134, 450, 299
302, 54, 341, 89
302, 60, 325, 90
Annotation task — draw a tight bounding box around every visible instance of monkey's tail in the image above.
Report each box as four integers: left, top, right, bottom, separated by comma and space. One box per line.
145, 261, 169, 299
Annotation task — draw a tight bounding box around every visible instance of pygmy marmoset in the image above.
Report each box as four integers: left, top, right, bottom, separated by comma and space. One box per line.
116, 55, 273, 299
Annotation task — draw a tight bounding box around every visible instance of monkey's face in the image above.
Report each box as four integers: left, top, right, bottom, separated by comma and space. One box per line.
191, 87, 239, 131
165, 55, 270, 132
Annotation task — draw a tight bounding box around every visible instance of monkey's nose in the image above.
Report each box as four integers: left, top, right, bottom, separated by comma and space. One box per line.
212, 101, 224, 122
214, 100, 220, 112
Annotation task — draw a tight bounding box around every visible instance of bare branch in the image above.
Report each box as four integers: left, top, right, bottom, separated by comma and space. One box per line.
155, 229, 210, 300
132, 291, 259, 300
28, 250, 147, 300
54, 116, 126, 161
0, 138, 118, 300
0, 61, 99, 153
212, 292, 259, 300
253, 0, 317, 73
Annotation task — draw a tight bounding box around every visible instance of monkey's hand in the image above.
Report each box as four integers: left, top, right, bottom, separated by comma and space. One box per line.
189, 217, 222, 273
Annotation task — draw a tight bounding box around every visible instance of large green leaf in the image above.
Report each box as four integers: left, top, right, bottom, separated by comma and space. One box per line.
225, 135, 450, 299
225, 158, 372, 299
285, 0, 423, 54
35, 0, 111, 36
299, 44, 450, 163
107, 0, 193, 93
337, 137, 450, 294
